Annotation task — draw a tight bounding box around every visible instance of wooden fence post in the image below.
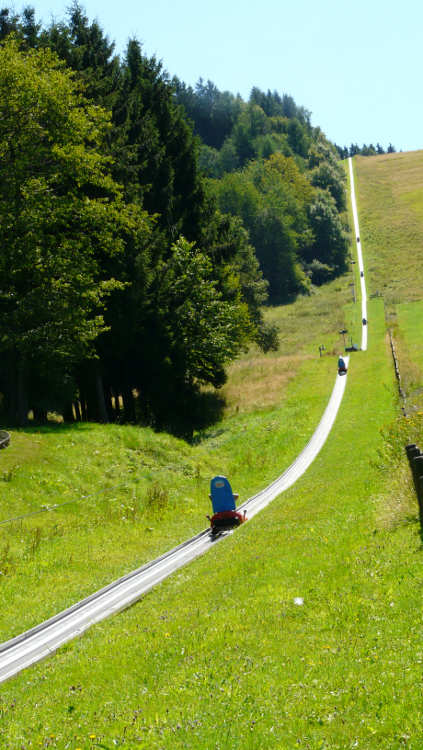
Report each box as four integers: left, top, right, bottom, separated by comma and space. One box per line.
409, 451, 423, 522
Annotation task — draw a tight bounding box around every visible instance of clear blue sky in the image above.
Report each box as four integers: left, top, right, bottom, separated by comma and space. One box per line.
14, 0, 423, 152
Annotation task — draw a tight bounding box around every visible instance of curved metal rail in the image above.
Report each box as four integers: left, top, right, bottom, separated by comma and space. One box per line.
0, 362, 349, 684
0, 161, 367, 684
0, 430, 10, 449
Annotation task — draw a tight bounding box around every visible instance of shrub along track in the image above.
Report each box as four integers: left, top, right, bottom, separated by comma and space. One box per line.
0, 157, 367, 685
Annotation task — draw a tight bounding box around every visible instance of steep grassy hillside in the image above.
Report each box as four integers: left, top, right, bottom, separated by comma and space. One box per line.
353, 150, 423, 304
3, 295, 421, 750
5, 151, 423, 747
353, 150, 423, 411
0, 275, 356, 643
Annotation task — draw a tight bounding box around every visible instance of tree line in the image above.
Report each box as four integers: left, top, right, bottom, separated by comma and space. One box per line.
335, 143, 396, 159
172, 79, 350, 301
0, 4, 350, 437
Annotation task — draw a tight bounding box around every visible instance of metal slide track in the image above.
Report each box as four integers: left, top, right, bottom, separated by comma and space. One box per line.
0, 158, 366, 684
349, 156, 367, 351
0, 365, 348, 684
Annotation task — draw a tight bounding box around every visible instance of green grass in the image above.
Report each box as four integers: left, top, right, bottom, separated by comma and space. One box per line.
394, 301, 423, 407
0, 276, 356, 644
4, 299, 421, 750
353, 151, 423, 305
352, 150, 423, 411
5, 152, 423, 747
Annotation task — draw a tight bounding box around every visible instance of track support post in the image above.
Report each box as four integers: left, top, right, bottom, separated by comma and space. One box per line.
406, 444, 423, 521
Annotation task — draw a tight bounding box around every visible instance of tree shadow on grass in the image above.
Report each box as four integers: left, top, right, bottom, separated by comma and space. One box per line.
7, 421, 96, 436
2, 389, 227, 444
161, 390, 227, 443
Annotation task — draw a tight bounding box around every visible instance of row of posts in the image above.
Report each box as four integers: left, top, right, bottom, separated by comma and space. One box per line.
406, 443, 423, 521
390, 330, 407, 416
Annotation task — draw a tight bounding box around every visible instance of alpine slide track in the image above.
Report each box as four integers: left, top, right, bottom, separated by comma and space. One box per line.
0, 158, 367, 684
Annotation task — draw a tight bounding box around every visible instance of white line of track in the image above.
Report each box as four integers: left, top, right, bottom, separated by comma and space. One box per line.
237, 360, 349, 520
0, 364, 349, 684
0, 158, 365, 685
349, 156, 368, 351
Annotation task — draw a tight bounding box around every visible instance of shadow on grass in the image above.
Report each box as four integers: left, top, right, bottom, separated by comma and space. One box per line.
191, 427, 226, 446
164, 391, 227, 443
8, 421, 97, 436
2, 390, 227, 444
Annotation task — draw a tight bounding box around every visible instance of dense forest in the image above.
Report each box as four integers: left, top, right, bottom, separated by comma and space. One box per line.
0, 4, 351, 437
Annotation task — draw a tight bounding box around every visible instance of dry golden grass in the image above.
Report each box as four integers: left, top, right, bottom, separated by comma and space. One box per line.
221, 353, 312, 414
219, 271, 358, 417
219, 263, 359, 416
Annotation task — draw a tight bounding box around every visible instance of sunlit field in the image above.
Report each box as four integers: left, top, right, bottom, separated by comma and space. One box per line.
5, 152, 423, 747
353, 150, 423, 304
0, 272, 355, 644
5, 300, 422, 750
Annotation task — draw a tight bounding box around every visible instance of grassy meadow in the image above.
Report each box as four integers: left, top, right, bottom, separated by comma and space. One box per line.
3, 151, 423, 747
0, 273, 355, 644
352, 152, 423, 411
2, 290, 420, 750
352, 150, 423, 305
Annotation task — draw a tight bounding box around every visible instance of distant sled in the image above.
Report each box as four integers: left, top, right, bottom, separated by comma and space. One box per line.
338, 356, 348, 376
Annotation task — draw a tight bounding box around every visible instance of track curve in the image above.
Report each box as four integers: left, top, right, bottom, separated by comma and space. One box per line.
0, 157, 366, 684
0, 361, 349, 684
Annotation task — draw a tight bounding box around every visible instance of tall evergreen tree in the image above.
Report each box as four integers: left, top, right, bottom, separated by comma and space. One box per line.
0, 37, 152, 425
114, 39, 206, 243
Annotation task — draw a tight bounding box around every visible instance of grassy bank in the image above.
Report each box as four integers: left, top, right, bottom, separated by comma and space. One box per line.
5, 151, 423, 747
0, 274, 355, 643
392, 301, 423, 411
353, 150, 423, 305
352, 150, 423, 411
4, 297, 421, 750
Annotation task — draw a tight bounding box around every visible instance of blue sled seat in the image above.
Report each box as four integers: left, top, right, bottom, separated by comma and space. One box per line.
208, 476, 245, 535
210, 475, 237, 513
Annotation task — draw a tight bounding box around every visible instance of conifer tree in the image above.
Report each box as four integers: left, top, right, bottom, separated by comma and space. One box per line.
0, 37, 151, 424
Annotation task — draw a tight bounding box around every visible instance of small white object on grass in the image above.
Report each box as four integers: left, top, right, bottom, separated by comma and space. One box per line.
294, 597, 304, 606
